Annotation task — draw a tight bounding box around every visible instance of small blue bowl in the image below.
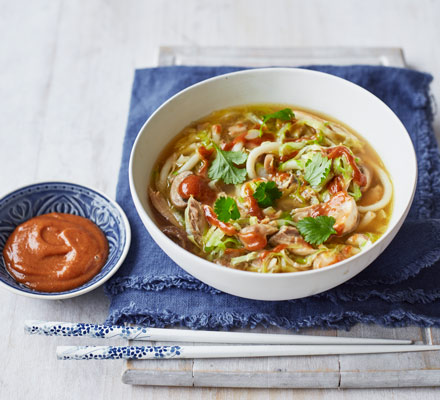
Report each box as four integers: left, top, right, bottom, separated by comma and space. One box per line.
0, 182, 131, 299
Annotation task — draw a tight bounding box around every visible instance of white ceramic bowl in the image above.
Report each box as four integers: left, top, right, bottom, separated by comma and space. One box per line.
129, 68, 417, 301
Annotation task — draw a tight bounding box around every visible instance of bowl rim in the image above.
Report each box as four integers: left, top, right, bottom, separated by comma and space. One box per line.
129, 67, 417, 281
0, 181, 132, 300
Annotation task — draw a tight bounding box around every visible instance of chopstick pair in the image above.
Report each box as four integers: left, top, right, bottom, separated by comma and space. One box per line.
25, 320, 440, 361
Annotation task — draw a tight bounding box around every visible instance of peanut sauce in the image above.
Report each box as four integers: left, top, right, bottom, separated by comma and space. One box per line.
279, 151, 299, 162
2, 213, 109, 292
325, 146, 367, 186
222, 132, 247, 151
197, 146, 214, 176
203, 205, 237, 236
179, 175, 216, 204
243, 184, 264, 220
259, 244, 288, 260
328, 175, 344, 194
238, 230, 267, 251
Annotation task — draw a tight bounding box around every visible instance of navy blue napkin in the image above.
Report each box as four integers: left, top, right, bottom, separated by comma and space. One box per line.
105, 66, 440, 330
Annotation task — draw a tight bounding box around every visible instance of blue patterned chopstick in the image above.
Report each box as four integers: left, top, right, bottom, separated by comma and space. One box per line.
57, 344, 440, 360
25, 320, 414, 345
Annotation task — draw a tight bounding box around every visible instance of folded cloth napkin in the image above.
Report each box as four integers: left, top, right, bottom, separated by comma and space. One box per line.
105, 65, 440, 330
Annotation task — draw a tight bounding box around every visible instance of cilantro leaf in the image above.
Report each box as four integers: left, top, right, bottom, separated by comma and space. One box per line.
259, 108, 295, 136
304, 152, 332, 187
214, 196, 240, 222
297, 216, 337, 245
208, 143, 248, 184
252, 181, 282, 208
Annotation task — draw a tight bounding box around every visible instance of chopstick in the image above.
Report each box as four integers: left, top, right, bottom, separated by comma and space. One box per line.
25, 320, 413, 345
57, 344, 440, 360
28, 321, 438, 361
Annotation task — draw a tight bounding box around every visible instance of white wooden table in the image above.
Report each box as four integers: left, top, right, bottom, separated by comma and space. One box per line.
1, 1, 440, 398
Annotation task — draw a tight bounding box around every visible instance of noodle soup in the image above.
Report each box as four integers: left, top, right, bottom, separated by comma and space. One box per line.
148, 105, 392, 273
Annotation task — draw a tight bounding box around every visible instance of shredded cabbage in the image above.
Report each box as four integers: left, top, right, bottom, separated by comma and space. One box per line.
279, 159, 305, 172
203, 226, 224, 250
333, 155, 353, 189
203, 227, 242, 260
276, 122, 292, 142
231, 252, 259, 266
279, 141, 307, 155
348, 183, 362, 201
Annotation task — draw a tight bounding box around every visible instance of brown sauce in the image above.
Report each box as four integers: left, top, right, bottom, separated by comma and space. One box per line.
243, 184, 264, 220
325, 146, 367, 186
239, 230, 267, 251
203, 205, 237, 236
179, 175, 216, 204
2, 213, 109, 292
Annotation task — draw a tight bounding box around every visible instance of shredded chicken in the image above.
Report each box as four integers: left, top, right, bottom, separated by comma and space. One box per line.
269, 226, 315, 256
185, 197, 206, 246
240, 224, 278, 237
148, 188, 179, 227
162, 226, 190, 249
264, 154, 275, 174
238, 224, 278, 250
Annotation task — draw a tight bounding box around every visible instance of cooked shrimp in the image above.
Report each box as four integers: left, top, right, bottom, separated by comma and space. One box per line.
313, 246, 359, 269
293, 191, 359, 235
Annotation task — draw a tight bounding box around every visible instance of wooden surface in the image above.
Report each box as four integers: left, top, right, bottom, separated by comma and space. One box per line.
120, 46, 440, 389
1, 0, 440, 398
123, 326, 440, 389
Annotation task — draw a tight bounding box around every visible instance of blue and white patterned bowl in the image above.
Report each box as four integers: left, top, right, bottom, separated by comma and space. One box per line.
0, 182, 131, 299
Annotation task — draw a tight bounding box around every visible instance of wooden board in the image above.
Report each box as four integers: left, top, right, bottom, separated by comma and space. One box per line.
122, 46, 440, 388
122, 326, 440, 388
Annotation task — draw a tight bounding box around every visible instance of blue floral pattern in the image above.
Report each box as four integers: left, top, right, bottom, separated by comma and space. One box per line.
0, 182, 129, 296
25, 321, 151, 340
58, 345, 182, 360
